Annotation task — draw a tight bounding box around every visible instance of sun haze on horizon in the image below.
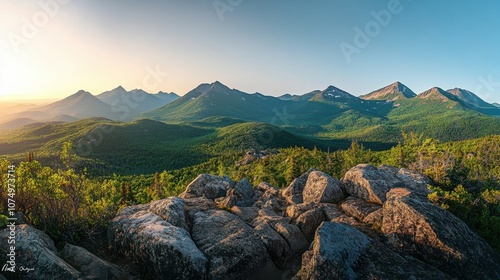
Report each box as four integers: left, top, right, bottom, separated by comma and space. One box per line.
1, 0, 500, 103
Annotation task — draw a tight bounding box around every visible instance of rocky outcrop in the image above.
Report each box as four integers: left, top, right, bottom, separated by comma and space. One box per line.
180, 174, 232, 199
192, 210, 268, 280
282, 169, 316, 204
0, 224, 131, 280
382, 188, 500, 280
0, 224, 80, 280
340, 197, 381, 221
342, 164, 404, 204
61, 244, 133, 280
104, 166, 499, 280
302, 171, 344, 204
294, 222, 453, 280
108, 204, 207, 279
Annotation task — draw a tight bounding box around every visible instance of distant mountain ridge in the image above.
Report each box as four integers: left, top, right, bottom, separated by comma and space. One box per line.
361, 82, 416, 100
3, 81, 500, 143
1, 87, 179, 129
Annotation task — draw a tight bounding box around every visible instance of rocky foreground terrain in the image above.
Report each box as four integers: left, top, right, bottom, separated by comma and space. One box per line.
2, 164, 500, 279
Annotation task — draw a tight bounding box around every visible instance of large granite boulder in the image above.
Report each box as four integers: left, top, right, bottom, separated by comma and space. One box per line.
342, 164, 404, 204
61, 244, 133, 280
294, 222, 453, 280
382, 188, 500, 280
0, 224, 80, 280
191, 210, 268, 280
149, 197, 189, 231
340, 197, 381, 221
282, 170, 316, 204
108, 205, 207, 279
302, 171, 344, 204
180, 174, 232, 199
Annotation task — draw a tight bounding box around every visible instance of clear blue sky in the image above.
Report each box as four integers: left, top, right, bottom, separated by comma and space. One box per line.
1, 0, 500, 103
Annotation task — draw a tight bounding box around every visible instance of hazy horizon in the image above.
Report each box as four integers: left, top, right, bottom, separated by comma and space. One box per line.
2, 0, 500, 103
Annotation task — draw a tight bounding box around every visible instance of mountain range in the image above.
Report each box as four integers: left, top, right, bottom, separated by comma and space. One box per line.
1, 87, 179, 129
2, 80, 500, 142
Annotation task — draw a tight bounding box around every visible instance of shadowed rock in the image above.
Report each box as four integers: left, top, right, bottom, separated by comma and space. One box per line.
180, 174, 232, 199
294, 222, 453, 280
192, 210, 268, 280
0, 224, 80, 280
340, 197, 381, 221
61, 244, 133, 280
382, 188, 500, 280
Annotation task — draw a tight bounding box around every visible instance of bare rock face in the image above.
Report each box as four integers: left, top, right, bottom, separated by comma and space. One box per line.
302, 171, 345, 204
282, 170, 316, 204
253, 223, 291, 267
108, 206, 207, 280
180, 174, 232, 199
294, 208, 326, 241
382, 188, 500, 280
320, 203, 343, 221
0, 224, 80, 280
272, 222, 309, 258
342, 164, 404, 204
231, 206, 260, 224
294, 222, 453, 280
285, 202, 317, 220
192, 210, 269, 280
340, 197, 381, 221
294, 222, 371, 280
61, 244, 133, 280
149, 197, 189, 231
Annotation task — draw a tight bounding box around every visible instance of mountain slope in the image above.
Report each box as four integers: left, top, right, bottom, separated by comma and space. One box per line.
8, 90, 121, 122
361, 81, 416, 100
447, 88, 500, 116
97, 86, 179, 120
142, 81, 292, 122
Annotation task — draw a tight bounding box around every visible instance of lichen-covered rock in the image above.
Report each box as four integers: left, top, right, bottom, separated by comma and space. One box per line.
253, 223, 291, 267
285, 202, 317, 220
294, 222, 453, 280
192, 210, 268, 280
180, 174, 232, 199
320, 203, 343, 221
108, 207, 207, 280
149, 197, 189, 231
0, 224, 80, 280
340, 197, 381, 221
282, 170, 316, 204
342, 164, 403, 204
233, 178, 257, 206
382, 188, 500, 280
303, 171, 344, 204
294, 222, 371, 280
231, 206, 259, 224
61, 244, 133, 280
272, 222, 309, 258
294, 208, 325, 241
362, 208, 383, 228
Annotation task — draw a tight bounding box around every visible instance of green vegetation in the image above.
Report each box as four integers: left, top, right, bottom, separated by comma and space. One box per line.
1, 132, 498, 251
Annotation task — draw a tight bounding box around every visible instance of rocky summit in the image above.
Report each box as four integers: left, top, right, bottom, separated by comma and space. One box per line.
2, 164, 500, 279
